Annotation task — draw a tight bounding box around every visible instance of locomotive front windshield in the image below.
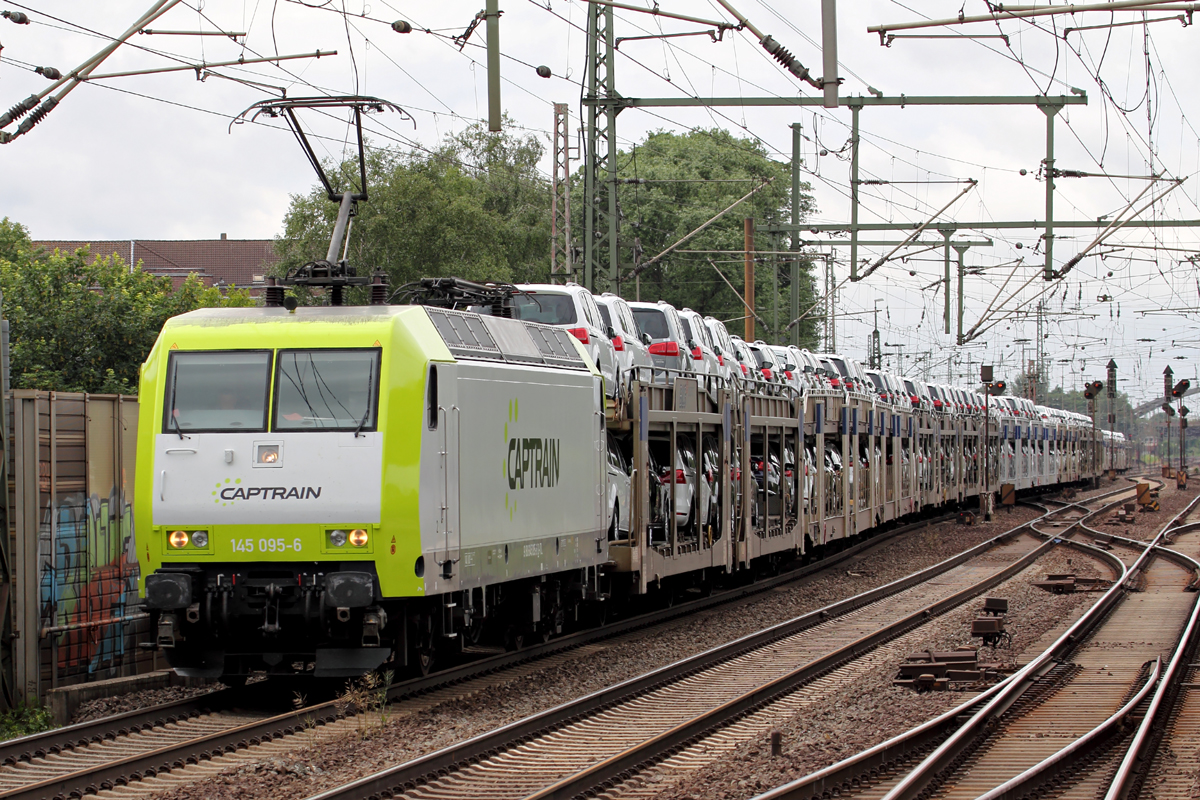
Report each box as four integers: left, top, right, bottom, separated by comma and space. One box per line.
164, 351, 272, 433
274, 349, 380, 431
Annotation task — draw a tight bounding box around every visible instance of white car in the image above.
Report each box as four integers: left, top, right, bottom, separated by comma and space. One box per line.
702, 316, 738, 385
510, 283, 619, 398
629, 300, 698, 381
766, 344, 804, 394
596, 293, 653, 390
677, 308, 721, 386
606, 431, 632, 539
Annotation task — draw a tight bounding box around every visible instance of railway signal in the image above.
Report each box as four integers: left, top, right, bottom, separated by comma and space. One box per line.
1171, 379, 1191, 398
1082, 381, 1104, 399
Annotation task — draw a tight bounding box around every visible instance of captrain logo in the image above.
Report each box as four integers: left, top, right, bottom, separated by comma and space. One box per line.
503, 397, 561, 521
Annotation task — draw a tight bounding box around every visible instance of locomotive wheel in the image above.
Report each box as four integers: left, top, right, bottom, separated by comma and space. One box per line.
504, 626, 526, 651
415, 645, 436, 676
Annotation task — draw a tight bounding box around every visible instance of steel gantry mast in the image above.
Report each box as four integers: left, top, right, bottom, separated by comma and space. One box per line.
583, 3, 620, 292
551, 103, 573, 283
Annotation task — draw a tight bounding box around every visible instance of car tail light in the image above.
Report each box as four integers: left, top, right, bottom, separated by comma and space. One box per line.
740, 363, 748, 376
568, 326, 590, 344
762, 368, 773, 380
648, 341, 680, 357
691, 346, 703, 360
784, 468, 793, 478
675, 469, 687, 484
612, 335, 624, 351
830, 378, 841, 387
785, 370, 793, 380
717, 355, 724, 366
933, 399, 943, 408
911, 396, 920, 404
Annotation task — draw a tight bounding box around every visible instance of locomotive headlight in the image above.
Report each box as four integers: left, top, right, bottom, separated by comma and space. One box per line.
168, 530, 189, 549
191, 530, 209, 548
328, 529, 348, 547
258, 445, 279, 464
348, 528, 369, 547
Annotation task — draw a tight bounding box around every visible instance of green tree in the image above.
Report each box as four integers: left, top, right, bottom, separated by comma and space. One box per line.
576, 128, 820, 347
274, 119, 552, 298
0, 217, 30, 264
0, 241, 254, 394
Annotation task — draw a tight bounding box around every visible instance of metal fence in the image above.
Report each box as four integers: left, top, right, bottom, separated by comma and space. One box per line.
7, 392, 149, 706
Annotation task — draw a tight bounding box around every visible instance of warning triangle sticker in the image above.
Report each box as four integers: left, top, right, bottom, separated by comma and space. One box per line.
373, 340, 382, 347
390, 536, 396, 543
169, 343, 179, 350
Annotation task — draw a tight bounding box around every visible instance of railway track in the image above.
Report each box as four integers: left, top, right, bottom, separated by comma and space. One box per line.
298, 485, 1140, 800
0, 505, 979, 800
751, 479, 1199, 800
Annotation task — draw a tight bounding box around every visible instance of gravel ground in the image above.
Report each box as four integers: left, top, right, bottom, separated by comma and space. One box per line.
1088, 479, 1194, 542
70, 683, 224, 726
646, 547, 1107, 800
146, 487, 1130, 800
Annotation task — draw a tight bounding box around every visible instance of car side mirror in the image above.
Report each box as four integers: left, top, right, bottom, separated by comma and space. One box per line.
641, 332, 652, 346
606, 325, 617, 340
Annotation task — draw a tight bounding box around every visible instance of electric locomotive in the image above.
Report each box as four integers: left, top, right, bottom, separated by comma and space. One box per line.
136, 304, 608, 678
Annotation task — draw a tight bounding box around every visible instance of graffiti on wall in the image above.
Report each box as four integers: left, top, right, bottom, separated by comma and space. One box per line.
37, 488, 142, 678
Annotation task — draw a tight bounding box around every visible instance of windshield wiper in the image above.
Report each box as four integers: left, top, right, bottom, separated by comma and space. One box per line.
168, 364, 188, 440
354, 358, 375, 438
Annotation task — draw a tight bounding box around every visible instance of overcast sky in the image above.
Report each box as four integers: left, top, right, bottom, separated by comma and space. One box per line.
2, 0, 1198, 403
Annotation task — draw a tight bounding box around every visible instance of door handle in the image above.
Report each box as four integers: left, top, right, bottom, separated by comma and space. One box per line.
160, 470, 166, 501
165, 448, 198, 454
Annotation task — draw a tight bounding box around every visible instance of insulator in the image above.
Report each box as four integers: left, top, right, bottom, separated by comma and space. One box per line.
535, 65, 551, 78
370, 271, 389, 305
3, 11, 30, 24
760, 35, 810, 81
35, 66, 62, 80
0, 95, 39, 129
14, 96, 57, 136
391, 20, 412, 33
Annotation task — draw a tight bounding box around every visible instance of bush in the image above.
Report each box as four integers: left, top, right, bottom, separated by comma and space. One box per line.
0, 703, 55, 741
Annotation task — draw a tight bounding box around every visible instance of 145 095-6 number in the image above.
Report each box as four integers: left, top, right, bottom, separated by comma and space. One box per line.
231, 538, 303, 553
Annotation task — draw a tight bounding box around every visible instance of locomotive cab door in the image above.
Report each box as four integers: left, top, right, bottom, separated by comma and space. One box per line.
433, 365, 461, 582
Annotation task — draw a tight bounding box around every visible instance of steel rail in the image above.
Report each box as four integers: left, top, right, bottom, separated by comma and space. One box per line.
973, 660, 1162, 800
0, 509, 952, 774
876, 491, 1200, 800
749, 484, 1149, 800
952, 496, 1200, 800
980, 524, 1200, 800
303, 490, 1131, 800
1105, 549, 1200, 799
0, 509, 980, 799
0, 690, 235, 767
0, 488, 1126, 800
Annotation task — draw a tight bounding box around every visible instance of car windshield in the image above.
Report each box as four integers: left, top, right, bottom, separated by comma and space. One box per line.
275, 349, 380, 431
867, 373, 886, 392
509, 293, 577, 325
164, 351, 271, 433
632, 308, 671, 340
750, 347, 774, 368
903, 379, 917, 395
829, 357, 851, 378
596, 303, 613, 328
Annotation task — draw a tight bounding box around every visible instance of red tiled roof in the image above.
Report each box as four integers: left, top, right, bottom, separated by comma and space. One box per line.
32, 238, 279, 290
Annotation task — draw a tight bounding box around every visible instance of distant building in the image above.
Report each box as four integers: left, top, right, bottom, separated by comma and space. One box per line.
32, 234, 278, 295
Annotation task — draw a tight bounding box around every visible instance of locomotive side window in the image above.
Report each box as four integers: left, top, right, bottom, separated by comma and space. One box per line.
274, 349, 381, 432
163, 351, 272, 433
